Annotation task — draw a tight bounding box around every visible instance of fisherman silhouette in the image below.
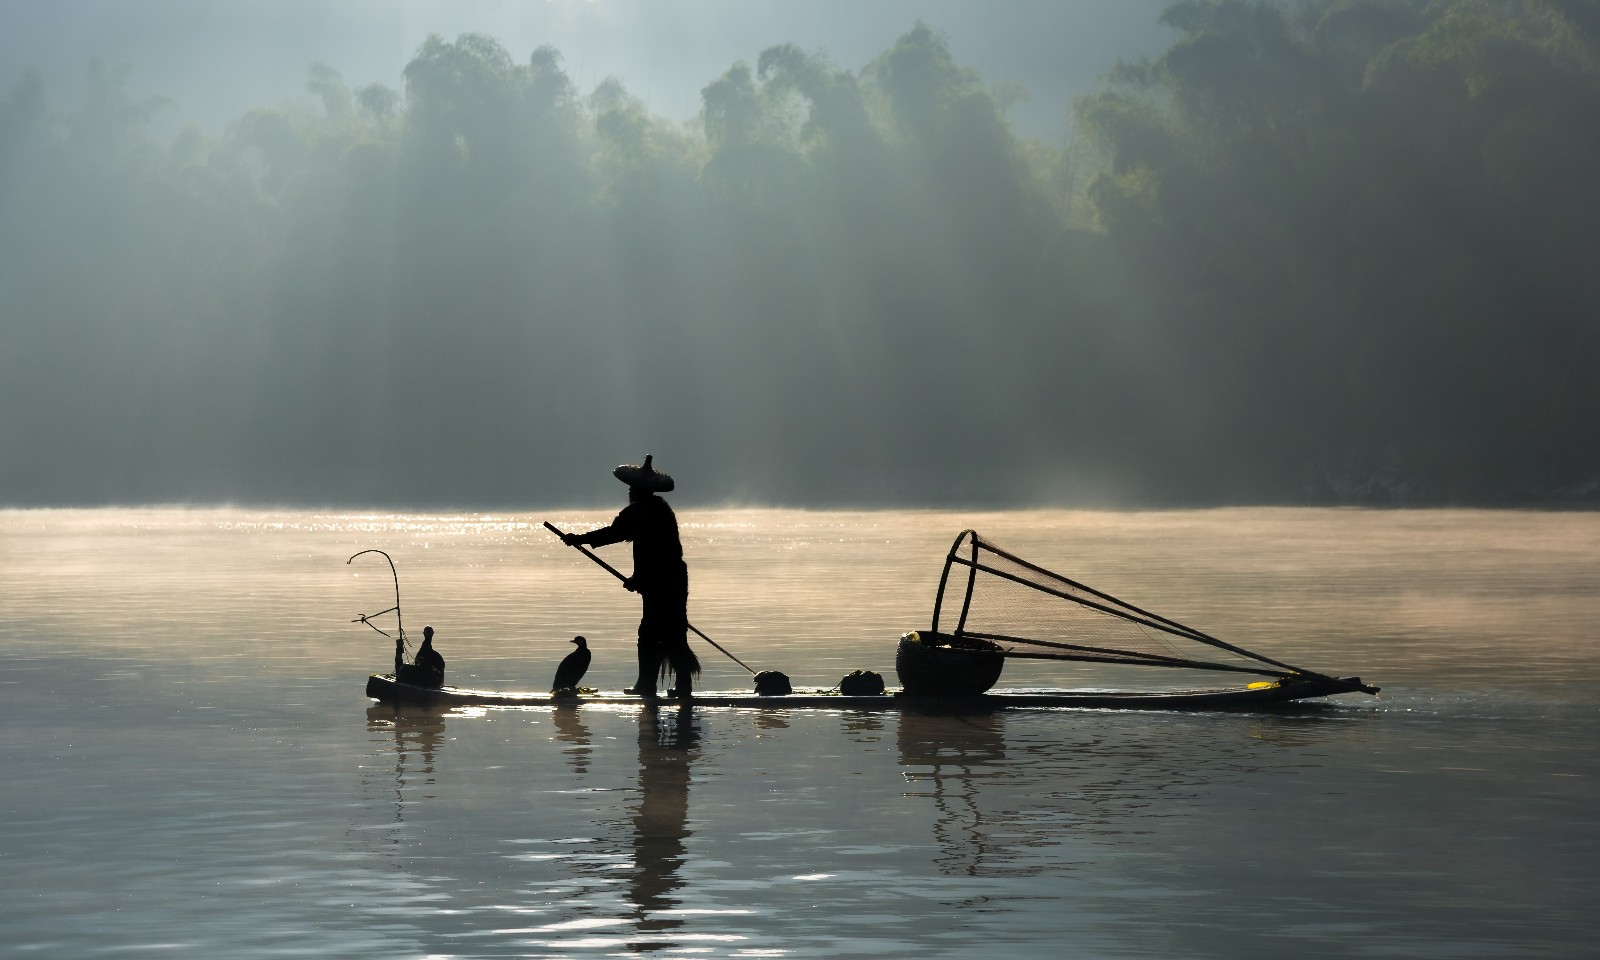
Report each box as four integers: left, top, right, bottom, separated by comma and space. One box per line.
552, 635, 592, 693
396, 625, 445, 688
562, 456, 701, 698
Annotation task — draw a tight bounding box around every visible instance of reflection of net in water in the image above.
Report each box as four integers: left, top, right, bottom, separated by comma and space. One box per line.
931, 531, 1307, 682
897, 710, 1372, 882
896, 712, 1009, 879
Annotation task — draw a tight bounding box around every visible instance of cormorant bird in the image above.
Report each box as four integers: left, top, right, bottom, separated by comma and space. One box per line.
552, 636, 591, 693
397, 625, 445, 688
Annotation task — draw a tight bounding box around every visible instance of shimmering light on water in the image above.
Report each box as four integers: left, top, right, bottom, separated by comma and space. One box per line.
2, 507, 1597, 958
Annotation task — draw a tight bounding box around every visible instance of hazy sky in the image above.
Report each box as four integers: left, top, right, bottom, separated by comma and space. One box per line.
12, 0, 1583, 509
1, 0, 1174, 140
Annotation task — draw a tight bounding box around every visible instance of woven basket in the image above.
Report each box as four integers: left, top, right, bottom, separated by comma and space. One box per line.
895, 632, 1004, 696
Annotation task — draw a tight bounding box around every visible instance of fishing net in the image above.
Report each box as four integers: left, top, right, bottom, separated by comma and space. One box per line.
929, 530, 1302, 681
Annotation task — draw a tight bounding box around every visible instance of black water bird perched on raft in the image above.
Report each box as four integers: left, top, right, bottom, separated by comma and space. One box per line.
552, 636, 591, 693
396, 625, 445, 688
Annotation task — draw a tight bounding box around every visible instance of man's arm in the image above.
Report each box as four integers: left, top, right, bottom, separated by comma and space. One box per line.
563, 506, 634, 548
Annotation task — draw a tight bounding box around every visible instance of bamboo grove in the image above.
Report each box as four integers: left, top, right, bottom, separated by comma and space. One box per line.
2, 1, 1597, 507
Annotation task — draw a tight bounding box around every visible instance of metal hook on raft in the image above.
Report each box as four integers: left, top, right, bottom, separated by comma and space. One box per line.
348, 548, 406, 674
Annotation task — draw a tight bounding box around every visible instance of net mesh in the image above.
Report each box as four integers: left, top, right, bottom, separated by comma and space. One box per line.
930, 531, 1300, 680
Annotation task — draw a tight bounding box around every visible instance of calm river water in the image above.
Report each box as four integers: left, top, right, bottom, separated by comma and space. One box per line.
2, 507, 1596, 958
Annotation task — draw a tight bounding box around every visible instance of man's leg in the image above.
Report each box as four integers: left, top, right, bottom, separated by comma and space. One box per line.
626, 639, 661, 696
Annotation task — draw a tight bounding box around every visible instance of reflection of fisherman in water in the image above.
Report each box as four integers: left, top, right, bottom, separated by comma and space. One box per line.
626, 703, 699, 948
396, 625, 446, 688
563, 456, 700, 698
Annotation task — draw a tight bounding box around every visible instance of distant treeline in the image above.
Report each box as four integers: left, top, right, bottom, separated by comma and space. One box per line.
2, 0, 1597, 507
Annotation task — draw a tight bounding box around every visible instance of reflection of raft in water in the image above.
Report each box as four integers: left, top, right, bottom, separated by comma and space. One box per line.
362, 529, 1378, 712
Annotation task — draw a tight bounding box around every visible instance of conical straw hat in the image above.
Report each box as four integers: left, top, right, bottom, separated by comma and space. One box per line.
613, 454, 675, 492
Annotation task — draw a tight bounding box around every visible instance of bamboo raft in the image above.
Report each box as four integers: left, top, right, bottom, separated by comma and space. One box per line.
364, 672, 1370, 712
353, 528, 1380, 715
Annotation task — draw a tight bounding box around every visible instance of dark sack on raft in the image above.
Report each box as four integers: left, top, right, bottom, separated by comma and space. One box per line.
839, 670, 886, 696
754, 671, 792, 696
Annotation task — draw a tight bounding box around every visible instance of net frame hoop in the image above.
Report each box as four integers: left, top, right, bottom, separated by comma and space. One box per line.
938, 530, 1318, 679
930, 529, 977, 634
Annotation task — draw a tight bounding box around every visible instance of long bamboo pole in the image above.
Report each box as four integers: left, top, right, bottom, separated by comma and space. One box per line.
544, 520, 758, 676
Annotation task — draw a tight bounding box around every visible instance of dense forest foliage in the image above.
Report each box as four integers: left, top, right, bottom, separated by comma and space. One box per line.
2, 0, 1597, 507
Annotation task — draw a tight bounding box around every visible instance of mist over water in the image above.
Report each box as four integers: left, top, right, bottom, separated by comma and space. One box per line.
2, 506, 1596, 958
3, 0, 1598, 509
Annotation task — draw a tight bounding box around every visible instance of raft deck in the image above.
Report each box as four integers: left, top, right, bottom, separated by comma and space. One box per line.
365, 673, 1373, 711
